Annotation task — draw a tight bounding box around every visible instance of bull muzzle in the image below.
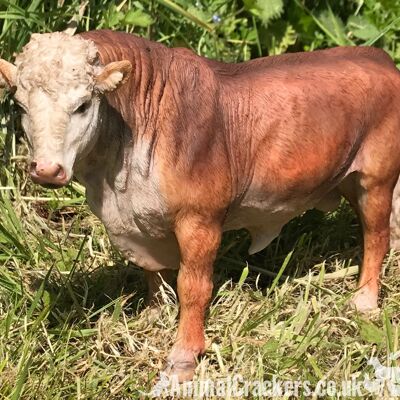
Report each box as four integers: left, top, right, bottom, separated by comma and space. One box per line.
30, 160, 69, 188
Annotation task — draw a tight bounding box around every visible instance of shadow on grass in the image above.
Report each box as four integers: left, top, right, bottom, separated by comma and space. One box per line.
25, 201, 361, 326
215, 201, 362, 287
24, 261, 148, 326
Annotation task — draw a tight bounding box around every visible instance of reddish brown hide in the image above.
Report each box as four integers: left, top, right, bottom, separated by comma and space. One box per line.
80, 30, 400, 381
7, 30, 400, 382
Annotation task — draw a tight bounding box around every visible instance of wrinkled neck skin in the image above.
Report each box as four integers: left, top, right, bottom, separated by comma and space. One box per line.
74, 40, 170, 190
72, 42, 179, 240
73, 93, 169, 242
74, 99, 131, 215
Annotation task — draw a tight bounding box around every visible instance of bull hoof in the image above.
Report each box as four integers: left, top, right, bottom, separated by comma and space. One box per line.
350, 288, 379, 313
163, 346, 200, 382
163, 359, 197, 382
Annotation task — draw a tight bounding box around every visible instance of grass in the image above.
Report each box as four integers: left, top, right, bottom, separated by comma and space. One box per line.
1, 124, 400, 399
2, 1, 400, 398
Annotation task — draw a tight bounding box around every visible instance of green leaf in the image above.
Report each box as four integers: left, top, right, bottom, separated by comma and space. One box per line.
238, 265, 249, 287
186, 5, 209, 23
269, 250, 293, 293
124, 9, 153, 27
244, 0, 284, 26
270, 23, 297, 55
358, 319, 384, 344
105, 5, 124, 28
263, 338, 279, 354
156, 0, 213, 32
348, 15, 379, 41
317, 7, 350, 46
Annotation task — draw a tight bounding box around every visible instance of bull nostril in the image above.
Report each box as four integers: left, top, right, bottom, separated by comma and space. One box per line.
56, 166, 65, 179
30, 161, 64, 179
29, 160, 68, 186
52, 164, 61, 176
30, 161, 37, 173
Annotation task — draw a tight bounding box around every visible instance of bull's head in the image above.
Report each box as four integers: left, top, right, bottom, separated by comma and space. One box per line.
0, 32, 131, 188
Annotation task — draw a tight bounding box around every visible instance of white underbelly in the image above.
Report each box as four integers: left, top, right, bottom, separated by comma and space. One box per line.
223, 189, 341, 254
223, 206, 297, 254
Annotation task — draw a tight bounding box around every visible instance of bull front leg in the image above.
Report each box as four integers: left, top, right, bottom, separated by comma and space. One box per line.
164, 214, 221, 382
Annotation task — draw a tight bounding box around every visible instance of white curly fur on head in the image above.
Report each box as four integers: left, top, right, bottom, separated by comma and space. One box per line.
15, 32, 99, 98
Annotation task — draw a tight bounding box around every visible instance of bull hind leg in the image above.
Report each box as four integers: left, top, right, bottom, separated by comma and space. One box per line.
390, 175, 400, 250
339, 173, 394, 312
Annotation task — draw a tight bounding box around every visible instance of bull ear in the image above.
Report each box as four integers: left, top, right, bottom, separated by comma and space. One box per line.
0, 59, 17, 90
95, 60, 132, 93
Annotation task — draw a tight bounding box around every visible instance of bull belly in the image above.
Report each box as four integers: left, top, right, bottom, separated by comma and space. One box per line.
224, 190, 341, 254
223, 208, 296, 254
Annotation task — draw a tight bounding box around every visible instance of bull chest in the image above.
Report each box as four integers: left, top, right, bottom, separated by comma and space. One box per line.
78, 150, 180, 271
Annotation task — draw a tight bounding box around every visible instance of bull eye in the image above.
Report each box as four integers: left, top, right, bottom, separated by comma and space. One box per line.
75, 100, 91, 114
